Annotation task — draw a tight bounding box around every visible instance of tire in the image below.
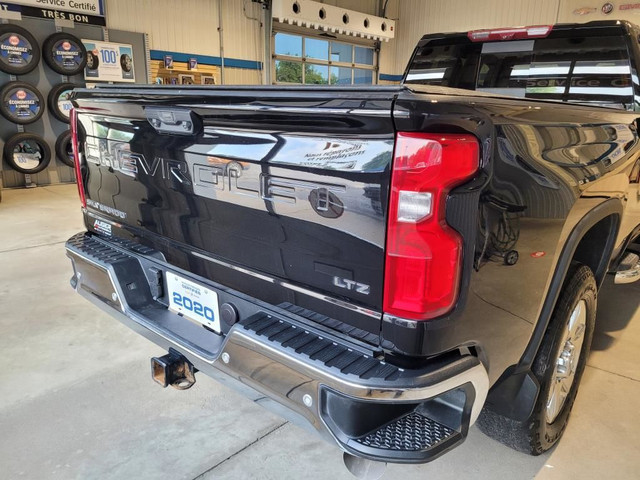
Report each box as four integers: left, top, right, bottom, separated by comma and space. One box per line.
477, 263, 596, 454
120, 53, 132, 72
0, 81, 45, 125
48, 82, 78, 123
42, 32, 87, 75
86, 51, 99, 70
55, 130, 75, 167
0, 24, 41, 75
3, 132, 52, 174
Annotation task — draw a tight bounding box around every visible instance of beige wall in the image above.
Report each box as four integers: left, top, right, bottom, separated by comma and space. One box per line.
105, 0, 264, 61
105, 0, 265, 83
557, 0, 640, 22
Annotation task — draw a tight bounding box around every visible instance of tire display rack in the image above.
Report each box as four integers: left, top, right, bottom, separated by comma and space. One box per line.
0, 16, 150, 191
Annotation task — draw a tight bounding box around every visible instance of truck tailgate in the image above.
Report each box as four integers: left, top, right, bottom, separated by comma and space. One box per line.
73, 86, 401, 340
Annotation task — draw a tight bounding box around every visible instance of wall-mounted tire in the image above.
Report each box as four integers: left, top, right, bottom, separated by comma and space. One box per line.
0, 81, 45, 125
86, 51, 99, 71
48, 82, 78, 123
3, 133, 52, 174
42, 32, 87, 75
120, 53, 132, 72
55, 130, 75, 167
0, 24, 41, 75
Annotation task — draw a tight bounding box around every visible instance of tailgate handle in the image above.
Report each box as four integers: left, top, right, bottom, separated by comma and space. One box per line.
145, 107, 202, 136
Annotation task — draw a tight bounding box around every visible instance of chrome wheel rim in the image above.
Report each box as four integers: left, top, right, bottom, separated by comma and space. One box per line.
546, 299, 587, 424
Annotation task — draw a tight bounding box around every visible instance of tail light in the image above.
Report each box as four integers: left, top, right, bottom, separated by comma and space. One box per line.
383, 133, 479, 320
468, 25, 552, 42
70, 107, 86, 208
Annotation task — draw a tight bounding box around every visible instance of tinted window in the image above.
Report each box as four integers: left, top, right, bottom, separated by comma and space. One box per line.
305, 64, 328, 84
354, 46, 374, 65
525, 36, 633, 106
275, 33, 302, 57
406, 32, 634, 108
330, 66, 352, 84
354, 68, 373, 84
331, 42, 352, 63
305, 38, 328, 60
405, 41, 481, 89
275, 60, 302, 83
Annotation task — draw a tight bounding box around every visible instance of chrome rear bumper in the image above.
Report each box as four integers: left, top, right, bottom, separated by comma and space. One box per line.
66, 232, 489, 464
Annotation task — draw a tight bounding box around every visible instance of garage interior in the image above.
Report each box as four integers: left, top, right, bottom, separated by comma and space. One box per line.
1, 0, 639, 479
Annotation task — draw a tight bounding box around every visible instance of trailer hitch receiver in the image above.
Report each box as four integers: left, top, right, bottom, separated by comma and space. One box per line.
151, 349, 197, 390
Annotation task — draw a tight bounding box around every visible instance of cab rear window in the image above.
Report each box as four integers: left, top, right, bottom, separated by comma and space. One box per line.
405, 31, 635, 109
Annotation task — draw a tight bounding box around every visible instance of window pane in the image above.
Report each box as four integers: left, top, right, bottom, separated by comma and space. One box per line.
476, 41, 533, 98
305, 38, 328, 60
330, 42, 352, 63
405, 42, 481, 89
405, 30, 633, 108
528, 36, 633, 106
305, 64, 329, 84
354, 68, 373, 84
275, 33, 302, 57
330, 66, 352, 85
276, 60, 302, 83
354, 46, 374, 65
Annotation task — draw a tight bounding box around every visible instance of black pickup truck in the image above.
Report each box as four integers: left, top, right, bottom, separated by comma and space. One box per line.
66, 20, 640, 473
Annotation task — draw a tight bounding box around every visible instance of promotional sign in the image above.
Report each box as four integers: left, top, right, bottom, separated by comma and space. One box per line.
82, 40, 135, 82
0, 0, 106, 26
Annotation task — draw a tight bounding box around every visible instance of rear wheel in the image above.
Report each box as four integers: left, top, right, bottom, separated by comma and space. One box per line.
478, 264, 596, 454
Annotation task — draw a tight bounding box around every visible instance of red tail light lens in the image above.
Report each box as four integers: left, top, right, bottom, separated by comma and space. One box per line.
70, 107, 86, 208
468, 25, 552, 42
384, 133, 479, 320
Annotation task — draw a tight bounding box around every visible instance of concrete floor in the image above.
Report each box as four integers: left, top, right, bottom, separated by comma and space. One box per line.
0, 184, 639, 480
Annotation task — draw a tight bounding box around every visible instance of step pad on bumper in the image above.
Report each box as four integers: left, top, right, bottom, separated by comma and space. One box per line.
241, 313, 402, 382
356, 412, 456, 451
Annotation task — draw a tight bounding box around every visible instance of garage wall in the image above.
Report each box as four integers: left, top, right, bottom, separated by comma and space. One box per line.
558, 0, 640, 22
104, 0, 384, 85
320, 0, 379, 15
104, 0, 265, 84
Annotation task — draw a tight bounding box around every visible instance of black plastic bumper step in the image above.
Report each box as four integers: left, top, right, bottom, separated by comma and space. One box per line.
278, 302, 380, 346
241, 313, 402, 382
355, 411, 456, 451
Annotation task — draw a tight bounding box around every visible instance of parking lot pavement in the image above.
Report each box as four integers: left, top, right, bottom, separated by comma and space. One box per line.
1, 184, 638, 479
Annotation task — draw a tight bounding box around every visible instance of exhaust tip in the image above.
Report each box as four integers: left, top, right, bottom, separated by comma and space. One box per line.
343, 453, 386, 480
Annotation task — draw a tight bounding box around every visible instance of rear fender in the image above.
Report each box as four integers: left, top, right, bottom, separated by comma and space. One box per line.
484, 198, 622, 420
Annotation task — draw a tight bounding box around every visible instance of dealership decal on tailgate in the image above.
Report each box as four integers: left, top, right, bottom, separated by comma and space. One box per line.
166, 273, 221, 332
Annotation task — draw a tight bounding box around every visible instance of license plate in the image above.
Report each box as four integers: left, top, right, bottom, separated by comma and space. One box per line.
166, 272, 221, 332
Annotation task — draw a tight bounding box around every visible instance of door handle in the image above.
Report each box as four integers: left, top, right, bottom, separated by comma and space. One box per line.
145, 107, 202, 135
